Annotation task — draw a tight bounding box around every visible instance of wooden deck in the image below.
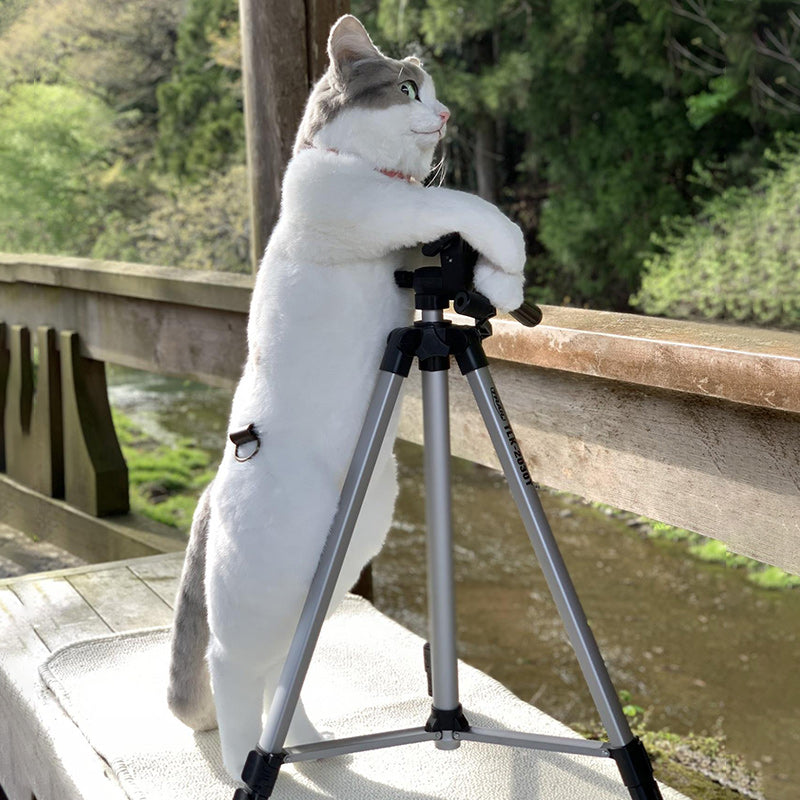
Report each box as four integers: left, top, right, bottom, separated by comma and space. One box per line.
0, 551, 181, 647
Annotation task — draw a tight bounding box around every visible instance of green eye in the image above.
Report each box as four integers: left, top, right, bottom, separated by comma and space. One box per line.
400, 80, 420, 101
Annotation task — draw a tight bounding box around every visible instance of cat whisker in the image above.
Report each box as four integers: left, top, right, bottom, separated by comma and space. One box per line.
428, 155, 447, 187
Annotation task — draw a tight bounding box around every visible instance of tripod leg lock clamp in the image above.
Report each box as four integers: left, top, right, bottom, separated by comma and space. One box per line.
425, 704, 471, 734
235, 748, 287, 800
608, 737, 664, 800
381, 328, 422, 376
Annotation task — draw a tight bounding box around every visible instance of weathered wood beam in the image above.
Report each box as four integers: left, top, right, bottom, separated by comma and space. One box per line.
484, 309, 800, 414
60, 331, 129, 517
4, 326, 63, 498
0, 474, 184, 564
1, 255, 798, 573
238, 0, 349, 272
398, 362, 800, 576
305, 0, 349, 82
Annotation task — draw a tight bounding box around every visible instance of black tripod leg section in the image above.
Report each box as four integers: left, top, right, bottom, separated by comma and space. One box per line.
234, 750, 287, 800
610, 738, 664, 800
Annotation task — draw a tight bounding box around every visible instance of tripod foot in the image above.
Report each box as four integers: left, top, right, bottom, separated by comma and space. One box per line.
233, 748, 286, 800
609, 738, 664, 800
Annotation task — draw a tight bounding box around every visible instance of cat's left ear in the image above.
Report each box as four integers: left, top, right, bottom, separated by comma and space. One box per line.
328, 15, 381, 86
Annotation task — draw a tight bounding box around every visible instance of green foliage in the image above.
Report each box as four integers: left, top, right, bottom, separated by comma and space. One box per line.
91, 164, 249, 272
156, 0, 244, 177
361, 0, 800, 309
114, 410, 212, 530
360, 0, 800, 310
618, 689, 645, 720
0, 0, 28, 34
645, 519, 800, 589
2, 0, 800, 311
0, 0, 180, 156
634, 136, 800, 328
0, 83, 119, 254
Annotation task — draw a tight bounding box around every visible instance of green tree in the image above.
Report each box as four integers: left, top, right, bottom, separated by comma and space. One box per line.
155, 0, 244, 178
0, 0, 180, 159
357, 0, 800, 309
91, 164, 250, 272
0, 83, 119, 254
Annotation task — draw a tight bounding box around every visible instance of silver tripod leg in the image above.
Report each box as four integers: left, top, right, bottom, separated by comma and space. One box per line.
422, 365, 461, 750
464, 365, 634, 748
257, 370, 406, 755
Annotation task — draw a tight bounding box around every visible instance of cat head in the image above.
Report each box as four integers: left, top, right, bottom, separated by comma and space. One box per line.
294, 15, 450, 182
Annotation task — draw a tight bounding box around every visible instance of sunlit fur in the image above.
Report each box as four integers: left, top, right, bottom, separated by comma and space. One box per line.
167, 14, 526, 782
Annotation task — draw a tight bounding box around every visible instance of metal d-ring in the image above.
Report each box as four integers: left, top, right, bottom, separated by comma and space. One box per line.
229, 423, 261, 462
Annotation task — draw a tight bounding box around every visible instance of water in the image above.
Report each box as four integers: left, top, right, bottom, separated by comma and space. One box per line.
107, 367, 800, 799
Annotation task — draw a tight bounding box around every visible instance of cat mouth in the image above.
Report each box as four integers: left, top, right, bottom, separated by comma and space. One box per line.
412, 125, 445, 138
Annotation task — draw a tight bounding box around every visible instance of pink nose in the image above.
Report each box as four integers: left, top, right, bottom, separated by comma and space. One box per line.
439, 109, 451, 123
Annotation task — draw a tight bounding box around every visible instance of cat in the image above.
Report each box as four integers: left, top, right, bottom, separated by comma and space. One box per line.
167, 14, 526, 781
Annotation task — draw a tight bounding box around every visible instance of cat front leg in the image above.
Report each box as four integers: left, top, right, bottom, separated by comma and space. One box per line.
396, 185, 527, 311
294, 170, 526, 309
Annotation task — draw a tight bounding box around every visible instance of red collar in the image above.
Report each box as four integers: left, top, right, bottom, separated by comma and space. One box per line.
307, 145, 416, 183
378, 167, 414, 182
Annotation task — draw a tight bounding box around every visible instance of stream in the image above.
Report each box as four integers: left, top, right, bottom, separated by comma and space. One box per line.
107, 367, 800, 800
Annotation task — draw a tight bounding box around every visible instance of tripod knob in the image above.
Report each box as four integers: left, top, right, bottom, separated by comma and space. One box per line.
394, 270, 414, 289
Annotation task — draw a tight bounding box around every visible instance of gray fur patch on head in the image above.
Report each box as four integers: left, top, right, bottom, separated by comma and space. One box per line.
293, 15, 429, 152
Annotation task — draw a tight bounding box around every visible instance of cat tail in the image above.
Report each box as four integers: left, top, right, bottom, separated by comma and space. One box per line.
167, 482, 217, 731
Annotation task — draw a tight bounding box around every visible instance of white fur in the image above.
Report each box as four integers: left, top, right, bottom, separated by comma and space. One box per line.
203, 16, 527, 781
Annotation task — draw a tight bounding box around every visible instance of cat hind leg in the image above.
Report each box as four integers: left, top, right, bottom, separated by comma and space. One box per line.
261, 659, 321, 748
208, 635, 272, 780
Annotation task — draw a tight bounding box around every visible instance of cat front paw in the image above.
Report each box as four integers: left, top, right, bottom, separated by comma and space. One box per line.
466, 211, 526, 278
474, 258, 525, 312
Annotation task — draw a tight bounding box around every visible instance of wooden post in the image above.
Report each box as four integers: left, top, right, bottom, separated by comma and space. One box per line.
3, 326, 64, 498
60, 331, 129, 517
0, 323, 8, 472
238, 0, 349, 272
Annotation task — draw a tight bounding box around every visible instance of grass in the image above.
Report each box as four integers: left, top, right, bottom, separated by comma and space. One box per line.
113, 410, 215, 532
582, 499, 799, 591
578, 694, 764, 800
646, 521, 800, 590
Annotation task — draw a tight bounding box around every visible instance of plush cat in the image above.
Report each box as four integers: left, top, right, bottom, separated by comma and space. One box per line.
167, 14, 526, 781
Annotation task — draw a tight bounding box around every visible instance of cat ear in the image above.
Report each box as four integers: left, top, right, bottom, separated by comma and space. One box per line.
328, 15, 381, 85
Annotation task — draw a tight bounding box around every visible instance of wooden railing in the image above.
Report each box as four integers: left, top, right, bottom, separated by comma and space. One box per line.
1, 252, 798, 575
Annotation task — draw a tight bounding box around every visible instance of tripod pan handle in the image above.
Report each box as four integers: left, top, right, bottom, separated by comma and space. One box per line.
509, 302, 543, 327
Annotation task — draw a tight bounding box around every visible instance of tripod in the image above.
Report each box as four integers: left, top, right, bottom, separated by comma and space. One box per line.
234, 234, 664, 800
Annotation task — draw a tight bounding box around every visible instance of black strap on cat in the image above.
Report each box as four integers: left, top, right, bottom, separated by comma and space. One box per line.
229, 424, 261, 462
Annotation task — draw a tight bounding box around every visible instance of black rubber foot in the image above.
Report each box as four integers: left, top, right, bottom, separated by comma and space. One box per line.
232, 748, 286, 800
609, 737, 664, 800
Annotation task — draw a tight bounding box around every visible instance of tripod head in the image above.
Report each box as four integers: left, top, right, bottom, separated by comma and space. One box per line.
395, 233, 542, 333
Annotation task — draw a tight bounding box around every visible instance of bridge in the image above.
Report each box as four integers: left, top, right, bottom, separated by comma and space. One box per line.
0, 1, 798, 797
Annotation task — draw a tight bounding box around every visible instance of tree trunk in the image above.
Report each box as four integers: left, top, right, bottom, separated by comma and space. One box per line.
473, 31, 499, 204
239, 0, 349, 272
475, 116, 498, 204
